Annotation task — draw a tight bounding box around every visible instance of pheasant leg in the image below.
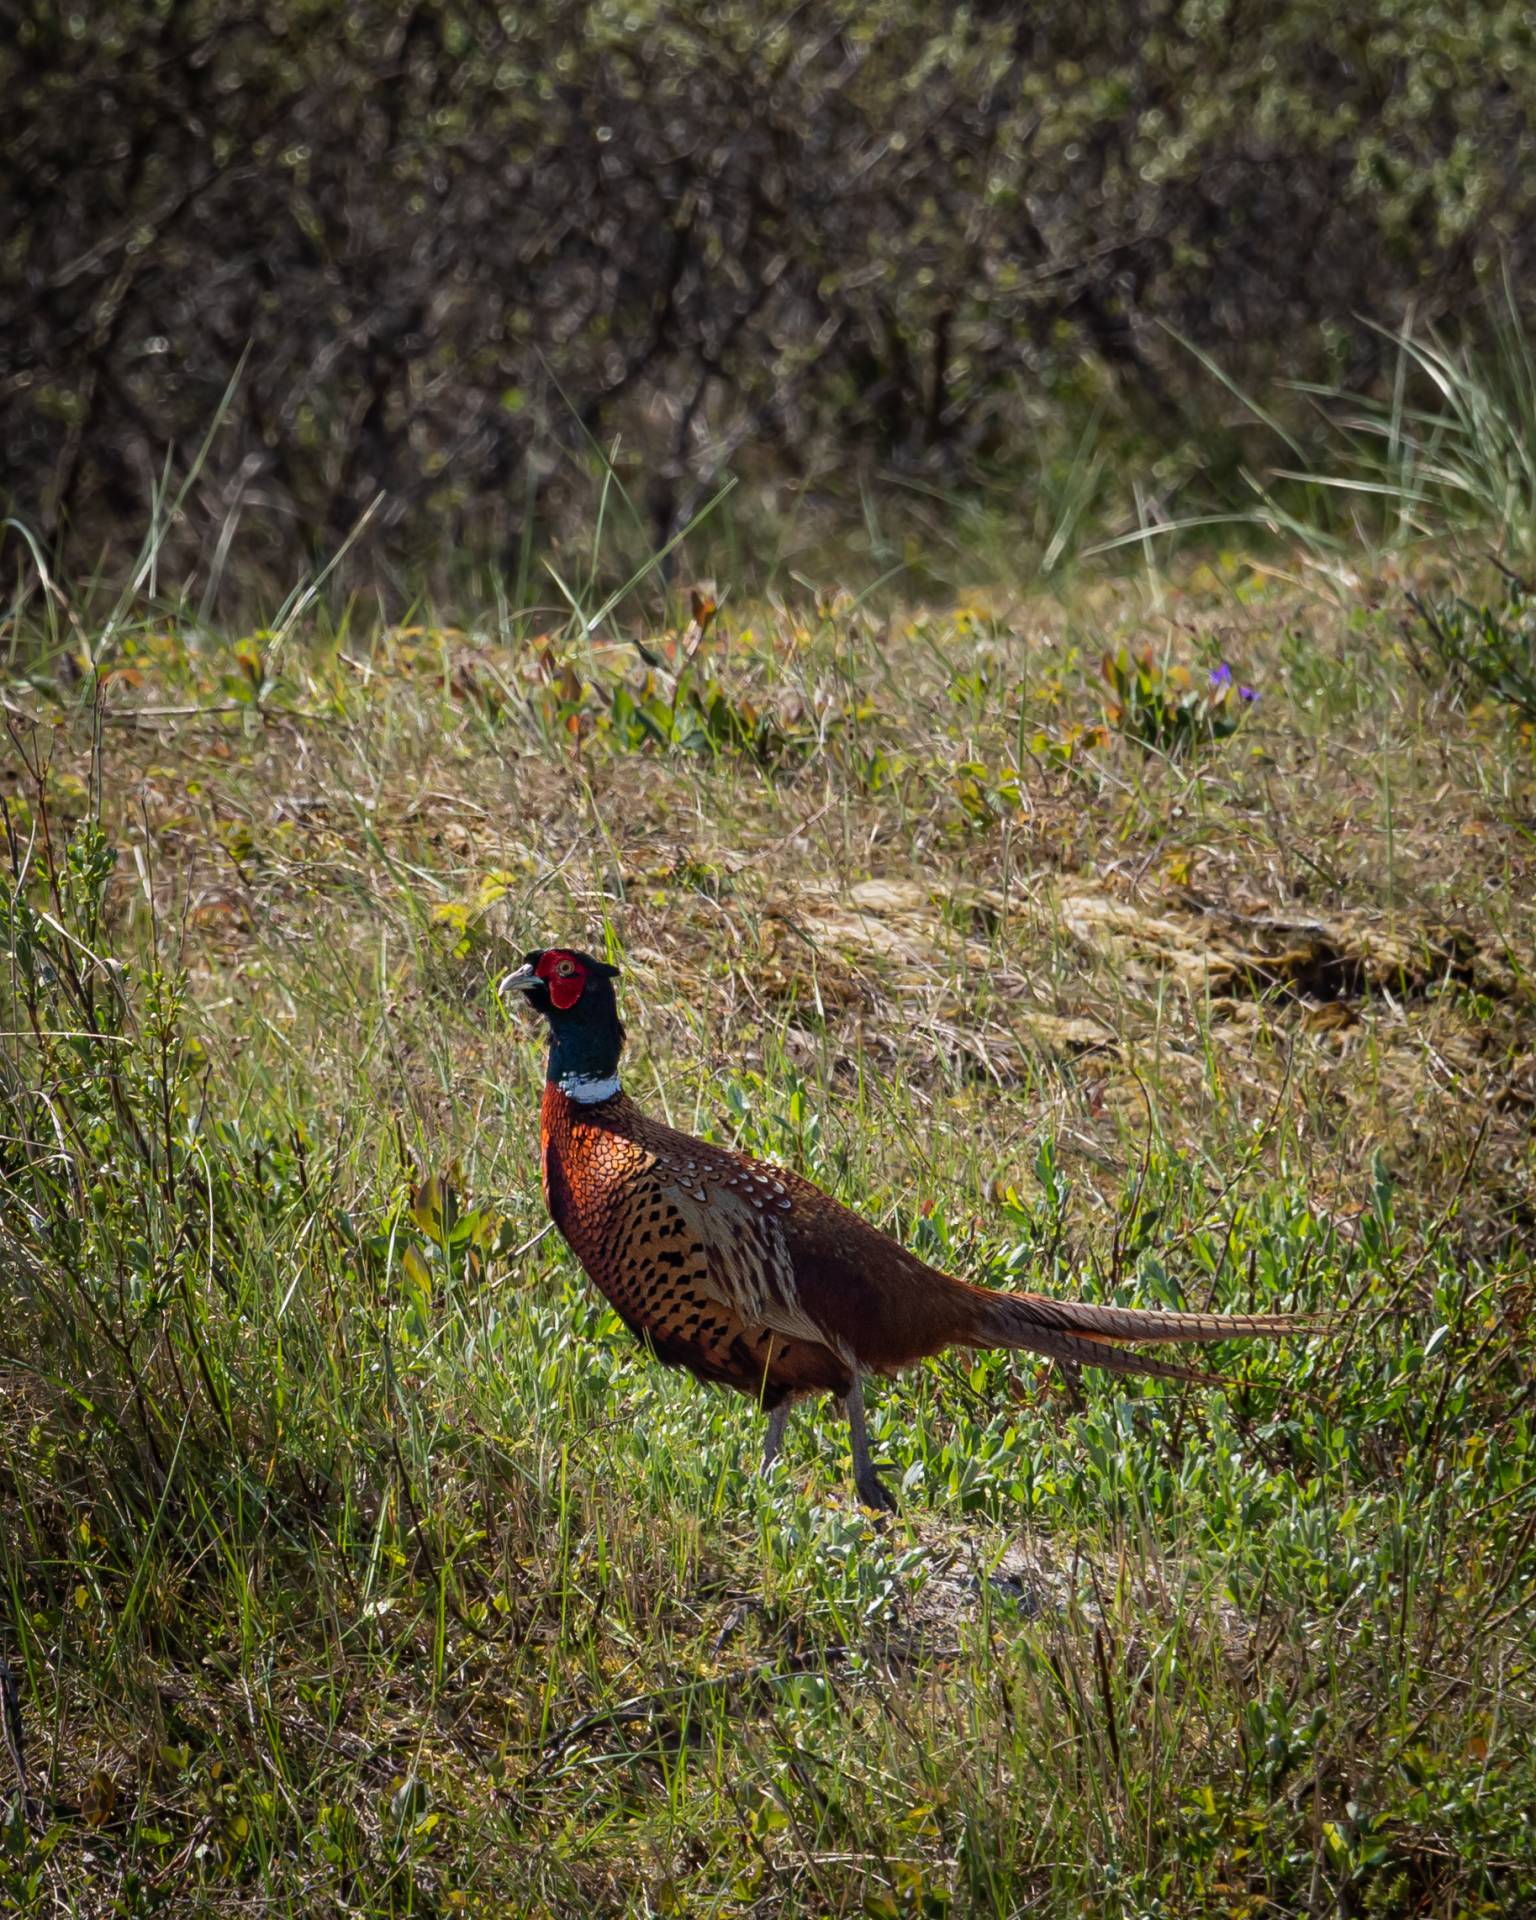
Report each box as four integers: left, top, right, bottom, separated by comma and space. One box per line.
842, 1375, 896, 1511
761, 1402, 790, 1476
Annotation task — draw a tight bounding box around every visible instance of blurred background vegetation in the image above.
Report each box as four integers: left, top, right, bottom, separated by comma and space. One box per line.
6, 0, 1536, 592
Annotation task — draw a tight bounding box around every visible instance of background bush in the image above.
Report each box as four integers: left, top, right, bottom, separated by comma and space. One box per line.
6, 0, 1536, 581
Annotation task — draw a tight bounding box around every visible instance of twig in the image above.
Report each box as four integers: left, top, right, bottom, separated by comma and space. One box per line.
1, 1650, 31, 1828
1091, 1623, 1123, 1781
2, 692, 338, 728
1487, 552, 1534, 595
530, 1637, 957, 1759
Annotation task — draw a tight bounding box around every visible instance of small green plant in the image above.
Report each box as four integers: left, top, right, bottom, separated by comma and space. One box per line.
1405, 580, 1536, 724
949, 758, 1031, 828
608, 669, 805, 766
1100, 646, 1256, 754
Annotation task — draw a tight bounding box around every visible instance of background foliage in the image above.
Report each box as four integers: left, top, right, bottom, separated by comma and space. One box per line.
6, 0, 1536, 578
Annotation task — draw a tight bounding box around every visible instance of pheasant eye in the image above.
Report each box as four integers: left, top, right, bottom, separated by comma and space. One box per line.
555, 960, 575, 977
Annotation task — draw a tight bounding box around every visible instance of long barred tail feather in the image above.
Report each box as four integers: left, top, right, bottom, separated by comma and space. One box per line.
992, 1291, 1331, 1347
969, 1288, 1330, 1381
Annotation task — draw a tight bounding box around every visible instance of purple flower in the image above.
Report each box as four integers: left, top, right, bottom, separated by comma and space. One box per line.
1238, 685, 1258, 704
1209, 662, 1233, 690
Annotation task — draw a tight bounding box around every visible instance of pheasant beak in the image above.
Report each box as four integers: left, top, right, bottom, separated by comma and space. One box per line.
497, 963, 542, 1002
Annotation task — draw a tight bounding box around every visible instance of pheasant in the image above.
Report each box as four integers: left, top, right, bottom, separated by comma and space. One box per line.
501, 946, 1323, 1510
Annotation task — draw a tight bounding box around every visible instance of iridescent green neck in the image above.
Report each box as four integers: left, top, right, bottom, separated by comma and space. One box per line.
546, 998, 624, 1100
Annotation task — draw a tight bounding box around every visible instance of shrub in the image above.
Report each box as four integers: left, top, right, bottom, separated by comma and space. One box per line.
1405, 580, 1536, 724
8, 1, 1536, 578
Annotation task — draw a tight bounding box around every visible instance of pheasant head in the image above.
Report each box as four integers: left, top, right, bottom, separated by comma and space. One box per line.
500, 947, 624, 1101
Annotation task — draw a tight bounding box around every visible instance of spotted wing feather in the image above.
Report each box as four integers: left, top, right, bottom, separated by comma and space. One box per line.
642, 1143, 834, 1353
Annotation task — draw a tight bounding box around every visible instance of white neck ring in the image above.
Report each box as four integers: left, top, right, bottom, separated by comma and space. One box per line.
558, 1070, 621, 1105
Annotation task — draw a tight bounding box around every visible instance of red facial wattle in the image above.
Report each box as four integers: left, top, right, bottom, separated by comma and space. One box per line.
537, 950, 586, 1010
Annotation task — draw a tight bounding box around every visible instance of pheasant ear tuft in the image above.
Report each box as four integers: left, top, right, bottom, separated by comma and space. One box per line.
598, 959, 621, 978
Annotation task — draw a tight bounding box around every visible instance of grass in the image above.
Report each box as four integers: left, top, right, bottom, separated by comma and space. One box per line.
1062, 288, 1536, 590
2, 540, 1535, 1916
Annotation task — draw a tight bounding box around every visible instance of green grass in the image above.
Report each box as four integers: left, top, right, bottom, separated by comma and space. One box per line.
2, 546, 1535, 1915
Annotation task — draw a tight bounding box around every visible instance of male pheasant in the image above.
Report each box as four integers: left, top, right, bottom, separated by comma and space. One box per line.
502, 946, 1322, 1509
